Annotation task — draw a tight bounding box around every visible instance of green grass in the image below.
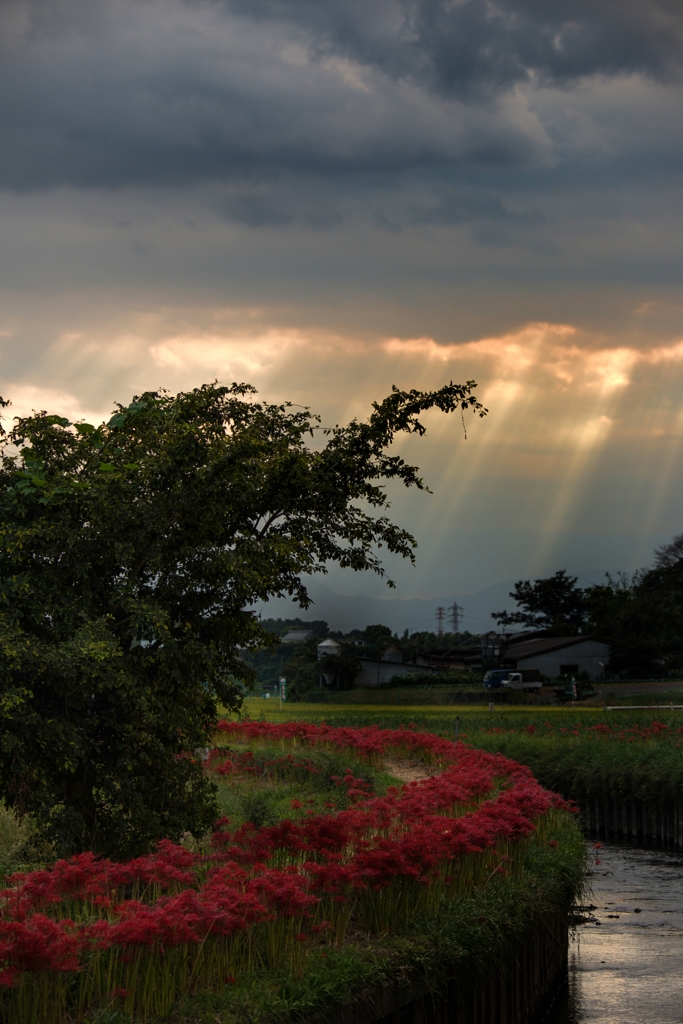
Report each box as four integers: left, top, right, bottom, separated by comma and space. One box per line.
286, 685, 535, 706
211, 741, 398, 829
234, 701, 683, 809
602, 689, 683, 706
75, 701, 676, 1022
0, 718, 588, 1024
238, 697, 600, 719
459, 718, 683, 806
111, 807, 585, 1024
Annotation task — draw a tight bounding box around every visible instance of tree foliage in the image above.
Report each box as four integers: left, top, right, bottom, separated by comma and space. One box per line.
362, 624, 394, 648
318, 649, 361, 691
601, 564, 683, 675
653, 533, 683, 569
492, 543, 683, 676
0, 381, 484, 856
492, 570, 585, 634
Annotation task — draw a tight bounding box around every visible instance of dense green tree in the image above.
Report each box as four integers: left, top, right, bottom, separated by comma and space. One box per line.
281, 641, 362, 701
590, 566, 683, 676
258, 618, 328, 638
277, 638, 320, 701
0, 380, 484, 856
362, 623, 394, 648
581, 574, 639, 638
492, 570, 585, 634
654, 534, 683, 569
318, 649, 361, 691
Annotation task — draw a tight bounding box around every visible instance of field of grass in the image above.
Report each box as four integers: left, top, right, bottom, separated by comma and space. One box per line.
7, 695, 671, 1024
239, 696, 606, 722
238, 699, 683, 808
212, 738, 398, 830
257, 678, 683, 709
284, 685, 536, 706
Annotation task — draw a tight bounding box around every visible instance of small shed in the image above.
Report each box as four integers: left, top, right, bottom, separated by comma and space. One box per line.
502, 636, 611, 681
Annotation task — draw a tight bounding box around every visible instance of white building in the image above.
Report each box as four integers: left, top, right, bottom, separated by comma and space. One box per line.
503, 636, 611, 681
315, 638, 342, 687
316, 638, 342, 660
315, 638, 439, 687
354, 660, 427, 687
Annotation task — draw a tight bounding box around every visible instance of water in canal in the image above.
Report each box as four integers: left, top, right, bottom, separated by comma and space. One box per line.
546, 843, 683, 1023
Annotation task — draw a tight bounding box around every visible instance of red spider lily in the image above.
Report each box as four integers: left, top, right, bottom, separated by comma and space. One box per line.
0, 722, 570, 1022
0, 915, 82, 979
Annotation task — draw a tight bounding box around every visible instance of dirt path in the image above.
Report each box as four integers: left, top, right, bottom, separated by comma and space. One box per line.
383, 756, 443, 784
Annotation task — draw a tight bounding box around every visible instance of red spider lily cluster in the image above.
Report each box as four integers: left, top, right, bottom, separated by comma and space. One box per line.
215, 719, 461, 764
0, 723, 568, 1022
210, 749, 322, 780
477, 718, 683, 743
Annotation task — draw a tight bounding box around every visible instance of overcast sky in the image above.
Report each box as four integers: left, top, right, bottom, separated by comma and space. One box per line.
3, 0, 683, 614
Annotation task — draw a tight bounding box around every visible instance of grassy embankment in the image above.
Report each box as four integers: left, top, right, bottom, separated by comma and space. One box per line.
240, 698, 683, 810
161, 725, 585, 1024
0, 723, 585, 1024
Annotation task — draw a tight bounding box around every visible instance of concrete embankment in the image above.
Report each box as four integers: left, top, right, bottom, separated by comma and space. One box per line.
579, 796, 683, 848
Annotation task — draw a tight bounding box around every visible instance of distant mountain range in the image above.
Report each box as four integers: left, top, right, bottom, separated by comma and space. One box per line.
257, 571, 611, 636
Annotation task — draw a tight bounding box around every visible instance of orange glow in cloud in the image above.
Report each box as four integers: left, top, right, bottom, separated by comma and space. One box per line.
380, 322, 683, 568
6, 316, 683, 580
383, 323, 667, 395
9, 317, 683, 454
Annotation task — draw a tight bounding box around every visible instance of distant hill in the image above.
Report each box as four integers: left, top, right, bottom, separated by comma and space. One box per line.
258, 617, 328, 637
255, 571, 610, 635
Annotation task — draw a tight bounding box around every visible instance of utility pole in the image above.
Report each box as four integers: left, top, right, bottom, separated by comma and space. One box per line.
435, 606, 445, 638
448, 601, 463, 634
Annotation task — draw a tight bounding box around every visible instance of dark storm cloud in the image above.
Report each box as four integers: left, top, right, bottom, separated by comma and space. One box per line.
1, 0, 682, 197
226, 0, 683, 96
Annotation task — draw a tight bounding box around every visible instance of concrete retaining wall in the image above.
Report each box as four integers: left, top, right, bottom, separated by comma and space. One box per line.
579, 796, 683, 848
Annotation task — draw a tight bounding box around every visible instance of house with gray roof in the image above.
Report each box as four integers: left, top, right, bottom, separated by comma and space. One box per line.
502, 636, 611, 681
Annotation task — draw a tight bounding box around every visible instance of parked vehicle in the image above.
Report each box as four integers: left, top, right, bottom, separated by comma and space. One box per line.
483, 669, 542, 692
483, 669, 513, 690
501, 672, 542, 693
554, 679, 595, 702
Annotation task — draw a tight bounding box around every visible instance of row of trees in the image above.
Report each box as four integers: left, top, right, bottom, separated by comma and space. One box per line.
494, 544, 683, 676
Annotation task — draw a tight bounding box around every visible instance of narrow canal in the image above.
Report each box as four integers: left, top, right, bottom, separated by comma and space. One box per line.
546, 843, 683, 1023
